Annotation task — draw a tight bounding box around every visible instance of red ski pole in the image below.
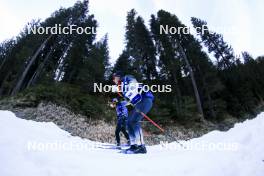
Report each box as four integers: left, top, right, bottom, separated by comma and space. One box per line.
116, 91, 165, 132
139, 111, 165, 132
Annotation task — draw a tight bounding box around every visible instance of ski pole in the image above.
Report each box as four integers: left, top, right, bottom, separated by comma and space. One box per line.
138, 110, 165, 132
116, 90, 188, 148
116, 91, 165, 132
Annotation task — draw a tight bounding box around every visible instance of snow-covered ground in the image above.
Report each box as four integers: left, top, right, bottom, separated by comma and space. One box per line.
0, 110, 263, 176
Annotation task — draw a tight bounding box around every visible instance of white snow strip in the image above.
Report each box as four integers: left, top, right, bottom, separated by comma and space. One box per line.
0, 110, 264, 176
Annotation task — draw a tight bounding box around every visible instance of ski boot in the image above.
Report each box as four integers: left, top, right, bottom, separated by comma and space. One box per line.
125, 144, 138, 154
116, 143, 121, 149
133, 145, 147, 154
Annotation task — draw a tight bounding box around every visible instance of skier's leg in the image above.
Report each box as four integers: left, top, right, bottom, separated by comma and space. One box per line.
134, 97, 153, 146
126, 111, 141, 153
127, 109, 138, 145
137, 97, 153, 116
121, 122, 130, 141
139, 128, 144, 145
115, 122, 121, 145
133, 114, 144, 145
126, 98, 153, 153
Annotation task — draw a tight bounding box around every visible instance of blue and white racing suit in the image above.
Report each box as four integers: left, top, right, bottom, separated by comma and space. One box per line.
120, 75, 154, 146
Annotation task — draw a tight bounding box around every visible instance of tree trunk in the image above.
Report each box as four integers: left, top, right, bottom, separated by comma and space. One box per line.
0, 71, 12, 96
168, 59, 182, 116
171, 70, 182, 116
0, 57, 7, 72
27, 47, 54, 88
198, 65, 216, 119
11, 35, 52, 95
204, 83, 216, 119
175, 39, 205, 120
55, 43, 72, 81
0, 58, 9, 85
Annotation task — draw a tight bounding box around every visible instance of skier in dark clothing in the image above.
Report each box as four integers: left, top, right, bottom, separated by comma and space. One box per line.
111, 98, 130, 147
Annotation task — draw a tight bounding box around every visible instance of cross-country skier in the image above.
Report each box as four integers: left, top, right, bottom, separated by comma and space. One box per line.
111, 98, 130, 147
112, 71, 154, 154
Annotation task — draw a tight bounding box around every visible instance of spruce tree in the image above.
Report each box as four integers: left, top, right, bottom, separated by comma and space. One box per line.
151, 10, 207, 119
113, 51, 134, 75
191, 17, 236, 70
124, 9, 157, 81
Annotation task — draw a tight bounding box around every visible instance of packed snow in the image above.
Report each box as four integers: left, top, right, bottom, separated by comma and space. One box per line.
0, 110, 264, 176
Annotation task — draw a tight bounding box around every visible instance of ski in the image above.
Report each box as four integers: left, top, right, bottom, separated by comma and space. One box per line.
96, 144, 130, 150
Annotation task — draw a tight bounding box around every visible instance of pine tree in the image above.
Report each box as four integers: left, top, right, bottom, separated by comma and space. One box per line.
242, 51, 254, 63
191, 17, 236, 70
124, 9, 157, 81
151, 10, 207, 119
100, 35, 112, 81
11, 34, 53, 95
113, 51, 134, 75
0, 0, 99, 95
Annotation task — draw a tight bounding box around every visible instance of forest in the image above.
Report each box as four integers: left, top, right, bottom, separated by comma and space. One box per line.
0, 0, 264, 127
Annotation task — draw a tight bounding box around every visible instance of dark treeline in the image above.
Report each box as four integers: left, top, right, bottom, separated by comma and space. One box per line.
0, 0, 110, 96
0, 1, 263, 123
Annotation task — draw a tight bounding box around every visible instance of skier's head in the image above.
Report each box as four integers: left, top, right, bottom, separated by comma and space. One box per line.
112, 71, 124, 84
112, 98, 118, 103
110, 98, 118, 108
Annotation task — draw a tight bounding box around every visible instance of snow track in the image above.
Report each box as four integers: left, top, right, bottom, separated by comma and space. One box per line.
0, 110, 264, 176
